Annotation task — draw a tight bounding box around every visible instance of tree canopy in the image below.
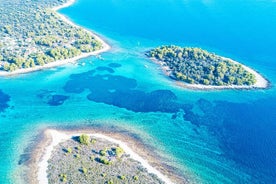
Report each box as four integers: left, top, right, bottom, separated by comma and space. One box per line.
0, 0, 103, 72
147, 45, 257, 86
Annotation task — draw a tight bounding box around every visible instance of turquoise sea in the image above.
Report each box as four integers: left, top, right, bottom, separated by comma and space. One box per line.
0, 0, 276, 183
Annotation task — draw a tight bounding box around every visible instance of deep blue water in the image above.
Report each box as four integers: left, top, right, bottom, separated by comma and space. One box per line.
0, 0, 276, 183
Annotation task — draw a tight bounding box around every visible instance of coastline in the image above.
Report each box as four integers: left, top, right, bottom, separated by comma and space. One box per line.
0, 0, 111, 77
32, 129, 184, 184
151, 57, 269, 90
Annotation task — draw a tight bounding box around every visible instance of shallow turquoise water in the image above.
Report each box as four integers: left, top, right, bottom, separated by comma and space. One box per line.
0, 0, 276, 183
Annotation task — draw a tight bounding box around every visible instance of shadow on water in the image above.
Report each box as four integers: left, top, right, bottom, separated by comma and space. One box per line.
0, 90, 10, 113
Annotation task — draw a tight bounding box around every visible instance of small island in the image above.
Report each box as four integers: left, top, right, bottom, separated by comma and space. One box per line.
30, 130, 182, 184
146, 45, 268, 89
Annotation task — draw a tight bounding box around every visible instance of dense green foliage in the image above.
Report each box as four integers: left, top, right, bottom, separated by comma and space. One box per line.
0, 0, 102, 72
147, 45, 257, 86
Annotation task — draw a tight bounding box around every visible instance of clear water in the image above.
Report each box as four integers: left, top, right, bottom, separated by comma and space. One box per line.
0, 0, 276, 183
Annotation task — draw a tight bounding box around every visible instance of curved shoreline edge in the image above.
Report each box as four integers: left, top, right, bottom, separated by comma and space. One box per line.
151, 56, 269, 90
0, 0, 111, 77
36, 129, 174, 184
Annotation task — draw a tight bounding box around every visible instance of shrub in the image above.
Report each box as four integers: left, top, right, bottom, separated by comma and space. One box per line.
91, 139, 97, 144
59, 173, 67, 182
119, 175, 126, 180
81, 167, 87, 174
99, 157, 111, 165
79, 134, 90, 145
61, 177, 67, 182
107, 180, 113, 184
114, 147, 124, 157
66, 148, 72, 153
90, 155, 94, 161
133, 175, 139, 180
99, 150, 106, 156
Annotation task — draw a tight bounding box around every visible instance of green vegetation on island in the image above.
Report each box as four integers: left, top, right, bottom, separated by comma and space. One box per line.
47, 134, 164, 183
146, 45, 257, 86
0, 0, 102, 72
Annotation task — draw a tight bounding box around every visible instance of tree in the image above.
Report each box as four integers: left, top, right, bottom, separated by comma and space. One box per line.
9, 63, 18, 72
79, 44, 93, 52
203, 79, 210, 85
3, 63, 10, 71
28, 58, 36, 67
227, 76, 235, 84
23, 58, 35, 68
48, 48, 62, 60
35, 54, 45, 65
8, 57, 25, 68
